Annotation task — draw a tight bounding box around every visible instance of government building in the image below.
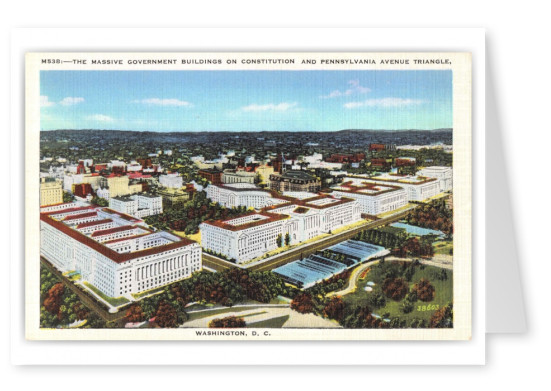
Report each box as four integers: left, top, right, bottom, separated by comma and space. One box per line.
416, 166, 453, 192
344, 173, 441, 202
205, 183, 287, 210
40, 178, 63, 206
108, 193, 163, 218
329, 178, 408, 215
269, 170, 321, 193
40, 203, 201, 297
200, 194, 361, 264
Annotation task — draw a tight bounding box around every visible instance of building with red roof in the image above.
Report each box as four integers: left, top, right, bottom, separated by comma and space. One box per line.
40, 207, 201, 298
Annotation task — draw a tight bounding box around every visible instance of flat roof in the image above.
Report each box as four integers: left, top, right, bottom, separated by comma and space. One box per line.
91, 225, 136, 237
331, 180, 404, 196
369, 173, 437, 185
63, 211, 98, 221
202, 211, 288, 232
76, 218, 113, 229
40, 213, 197, 264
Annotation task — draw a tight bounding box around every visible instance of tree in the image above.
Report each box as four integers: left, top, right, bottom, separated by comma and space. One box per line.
43, 283, 65, 319
125, 304, 145, 323
404, 265, 416, 282
91, 196, 108, 207
208, 316, 246, 328
323, 297, 345, 321
154, 300, 178, 328
291, 293, 314, 314
381, 277, 409, 301
413, 278, 435, 302
401, 300, 414, 314
429, 304, 453, 328
276, 234, 283, 247
284, 232, 291, 246
62, 191, 74, 203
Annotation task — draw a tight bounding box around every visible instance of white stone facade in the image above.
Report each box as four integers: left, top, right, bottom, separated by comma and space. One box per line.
159, 173, 183, 189
206, 184, 286, 209
109, 194, 163, 218
222, 170, 256, 184
200, 195, 361, 264
40, 206, 201, 297
417, 166, 453, 192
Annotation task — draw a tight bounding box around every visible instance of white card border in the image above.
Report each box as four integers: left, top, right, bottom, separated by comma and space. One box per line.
10, 27, 485, 365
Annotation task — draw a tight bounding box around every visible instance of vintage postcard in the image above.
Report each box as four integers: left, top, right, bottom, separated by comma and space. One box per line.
25, 52, 471, 340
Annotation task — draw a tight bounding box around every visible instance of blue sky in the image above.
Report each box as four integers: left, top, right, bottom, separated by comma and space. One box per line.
40, 70, 452, 132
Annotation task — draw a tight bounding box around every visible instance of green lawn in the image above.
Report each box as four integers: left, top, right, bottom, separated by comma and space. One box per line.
433, 240, 454, 255
82, 282, 130, 307
131, 287, 164, 300
342, 263, 452, 323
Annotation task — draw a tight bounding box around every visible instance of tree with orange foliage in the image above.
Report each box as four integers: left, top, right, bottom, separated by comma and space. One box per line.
290, 292, 315, 314
125, 304, 145, 323
154, 300, 178, 328
208, 316, 246, 328
413, 278, 436, 302
323, 296, 345, 321
381, 277, 409, 301
429, 304, 453, 328
43, 283, 65, 319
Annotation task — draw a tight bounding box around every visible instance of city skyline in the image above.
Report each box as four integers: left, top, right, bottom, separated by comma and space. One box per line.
40, 70, 453, 132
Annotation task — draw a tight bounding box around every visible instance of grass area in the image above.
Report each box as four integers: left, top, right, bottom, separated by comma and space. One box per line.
342, 263, 452, 323
377, 203, 415, 219
433, 240, 453, 255
82, 282, 130, 307
242, 233, 330, 265
424, 192, 451, 203
331, 219, 370, 235
173, 230, 202, 244
131, 287, 164, 300
68, 273, 81, 281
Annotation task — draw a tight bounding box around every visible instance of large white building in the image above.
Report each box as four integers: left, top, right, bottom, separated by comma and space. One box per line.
200, 194, 361, 263
159, 173, 183, 189
416, 166, 453, 192
222, 169, 256, 184
109, 194, 163, 218
344, 173, 441, 202
330, 179, 408, 215
40, 206, 201, 297
205, 183, 287, 209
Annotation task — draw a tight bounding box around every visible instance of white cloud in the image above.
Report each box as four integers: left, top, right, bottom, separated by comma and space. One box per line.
241, 102, 298, 112
86, 114, 114, 122
344, 98, 425, 109
133, 98, 192, 107
321, 80, 371, 99
59, 97, 85, 106
40, 96, 55, 107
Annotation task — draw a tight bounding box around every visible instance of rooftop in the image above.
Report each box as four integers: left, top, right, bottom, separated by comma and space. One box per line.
76, 218, 113, 229
202, 211, 288, 232
40, 212, 197, 264
331, 179, 404, 196
63, 212, 98, 221
274, 170, 317, 181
